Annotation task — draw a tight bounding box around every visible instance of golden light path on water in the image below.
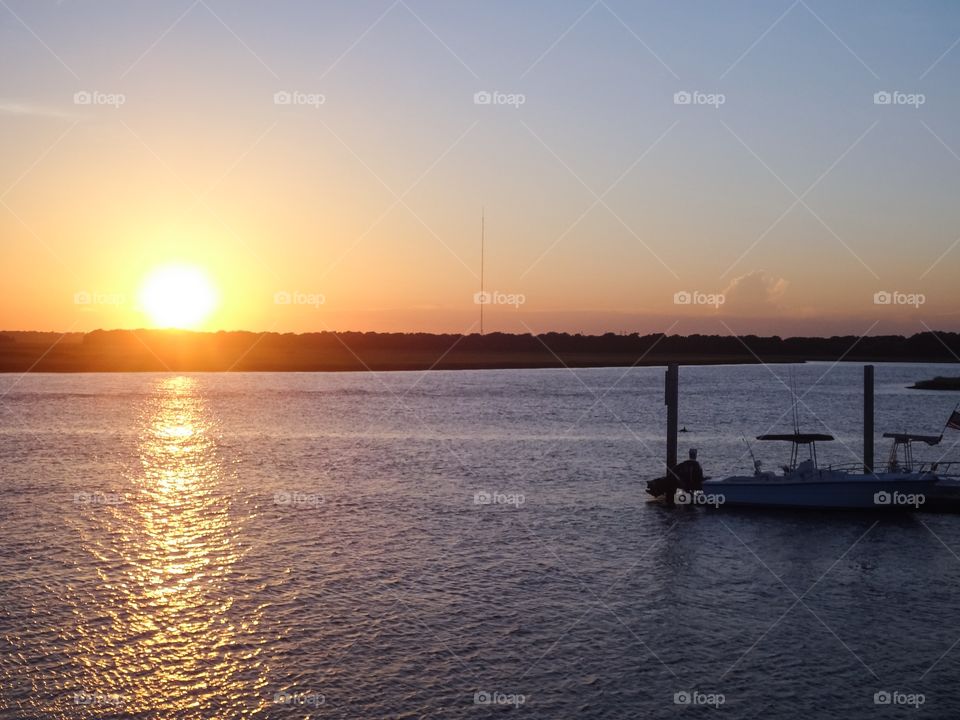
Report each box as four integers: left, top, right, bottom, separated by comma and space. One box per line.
68, 376, 269, 717
8, 365, 960, 717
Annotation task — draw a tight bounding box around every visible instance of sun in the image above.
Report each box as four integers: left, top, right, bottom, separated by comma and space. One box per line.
139, 265, 218, 329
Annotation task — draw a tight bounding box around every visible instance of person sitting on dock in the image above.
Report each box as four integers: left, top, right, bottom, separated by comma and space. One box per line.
675, 448, 705, 497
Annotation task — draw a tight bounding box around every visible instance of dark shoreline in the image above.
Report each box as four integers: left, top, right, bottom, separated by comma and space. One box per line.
910, 376, 960, 391
1, 329, 959, 373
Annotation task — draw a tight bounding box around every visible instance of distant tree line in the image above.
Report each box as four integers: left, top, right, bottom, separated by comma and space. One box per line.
76, 329, 960, 362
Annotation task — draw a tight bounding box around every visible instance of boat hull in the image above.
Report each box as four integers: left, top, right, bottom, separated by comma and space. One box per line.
702, 473, 937, 509
921, 477, 960, 512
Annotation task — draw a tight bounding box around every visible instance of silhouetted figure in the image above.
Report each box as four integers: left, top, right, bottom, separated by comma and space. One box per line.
646, 449, 704, 507
675, 448, 704, 496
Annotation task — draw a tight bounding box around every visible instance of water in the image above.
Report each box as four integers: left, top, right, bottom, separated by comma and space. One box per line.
1, 363, 959, 719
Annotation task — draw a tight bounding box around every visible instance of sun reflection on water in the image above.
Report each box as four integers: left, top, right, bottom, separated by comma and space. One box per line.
66, 376, 268, 718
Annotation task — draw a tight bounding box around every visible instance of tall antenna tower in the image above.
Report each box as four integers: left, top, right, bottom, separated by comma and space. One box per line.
480, 208, 485, 335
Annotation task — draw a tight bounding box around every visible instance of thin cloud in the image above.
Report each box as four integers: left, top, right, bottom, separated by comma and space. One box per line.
0, 100, 78, 120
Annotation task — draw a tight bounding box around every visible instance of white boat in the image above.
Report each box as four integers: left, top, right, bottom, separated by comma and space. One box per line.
702, 433, 937, 509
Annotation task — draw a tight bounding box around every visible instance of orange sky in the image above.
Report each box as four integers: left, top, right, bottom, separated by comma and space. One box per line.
2, 1, 959, 336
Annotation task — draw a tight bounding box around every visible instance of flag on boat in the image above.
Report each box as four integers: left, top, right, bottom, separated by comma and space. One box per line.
948, 409, 960, 431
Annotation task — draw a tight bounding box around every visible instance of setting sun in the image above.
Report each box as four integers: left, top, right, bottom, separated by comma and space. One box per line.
139, 265, 218, 329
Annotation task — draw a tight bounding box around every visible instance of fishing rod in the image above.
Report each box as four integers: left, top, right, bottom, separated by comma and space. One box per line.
742, 435, 761, 473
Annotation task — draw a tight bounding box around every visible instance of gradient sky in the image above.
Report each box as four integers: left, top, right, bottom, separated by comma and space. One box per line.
2, 0, 959, 336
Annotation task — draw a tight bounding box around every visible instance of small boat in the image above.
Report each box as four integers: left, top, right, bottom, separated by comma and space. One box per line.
702, 433, 937, 509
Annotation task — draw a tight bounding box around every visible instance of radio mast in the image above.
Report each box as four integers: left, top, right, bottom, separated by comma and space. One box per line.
480, 208, 485, 335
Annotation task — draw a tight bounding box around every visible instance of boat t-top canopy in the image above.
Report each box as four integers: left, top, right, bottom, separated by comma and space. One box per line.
757, 433, 834, 443
755, 433, 834, 469
884, 432, 942, 472
882, 432, 941, 446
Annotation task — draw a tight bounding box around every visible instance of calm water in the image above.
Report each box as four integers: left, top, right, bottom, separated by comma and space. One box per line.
2, 363, 960, 719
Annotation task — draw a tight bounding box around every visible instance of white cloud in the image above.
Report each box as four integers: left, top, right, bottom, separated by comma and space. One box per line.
722, 270, 788, 312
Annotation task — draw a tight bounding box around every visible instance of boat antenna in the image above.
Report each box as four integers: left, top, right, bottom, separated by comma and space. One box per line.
790, 369, 800, 435
789, 369, 803, 468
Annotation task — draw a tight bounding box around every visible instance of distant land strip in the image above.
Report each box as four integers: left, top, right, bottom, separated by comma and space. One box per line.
910, 376, 960, 390
0, 330, 958, 373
